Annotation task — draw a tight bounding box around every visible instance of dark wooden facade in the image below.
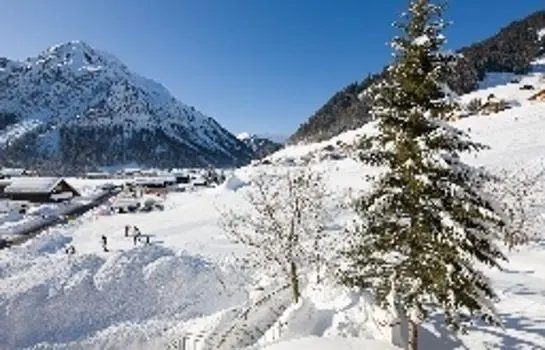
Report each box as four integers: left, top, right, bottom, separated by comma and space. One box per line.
3, 179, 80, 203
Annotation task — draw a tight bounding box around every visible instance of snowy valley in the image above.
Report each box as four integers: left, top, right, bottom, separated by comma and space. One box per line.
2, 3, 545, 349
1, 55, 545, 349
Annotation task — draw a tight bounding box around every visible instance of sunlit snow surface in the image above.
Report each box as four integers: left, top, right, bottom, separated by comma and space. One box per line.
2, 60, 545, 349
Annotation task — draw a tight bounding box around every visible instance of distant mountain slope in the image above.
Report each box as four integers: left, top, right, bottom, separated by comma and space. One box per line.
237, 133, 283, 159
0, 41, 253, 174
289, 10, 545, 144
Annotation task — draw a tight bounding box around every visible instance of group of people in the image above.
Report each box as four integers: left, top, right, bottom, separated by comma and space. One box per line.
124, 224, 151, 246
64, 225, 152, 255
100, 225, 151, 252
100, 226, 151, 252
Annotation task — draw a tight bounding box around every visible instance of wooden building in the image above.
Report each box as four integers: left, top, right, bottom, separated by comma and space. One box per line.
479, 94, 511, 116
171, 171, 191, 184
528, 89, 545, 102
2, 177, 81, 203
0, 168, 27, 179
0, 179, 11, 195
131, 176, 176, 189
85, 172, 111, 179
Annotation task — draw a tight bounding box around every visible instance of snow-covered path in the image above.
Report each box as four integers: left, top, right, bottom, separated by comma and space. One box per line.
454, 243, 545, 349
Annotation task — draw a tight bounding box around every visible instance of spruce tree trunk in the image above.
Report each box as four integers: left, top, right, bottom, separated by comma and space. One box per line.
407, 319, 418, 350
290, 261, 300, 303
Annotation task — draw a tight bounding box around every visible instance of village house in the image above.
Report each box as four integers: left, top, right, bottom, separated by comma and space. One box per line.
84, 172, 111, 179
0, 179, 12, 197
131, 176, 176, 188
170, 169, 191, 184
121, 168, 142, 177
139, 169, 163, 177
0, 199, 31, 214
479, 94, 511, 116
0, 168, 28, 179
528, 89, 545, 102
176, 174, 191, 184
1, 177, 81, 203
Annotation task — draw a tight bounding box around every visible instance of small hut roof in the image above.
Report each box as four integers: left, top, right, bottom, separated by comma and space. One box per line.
528, 89, 545, 100
3, 177, 79, 195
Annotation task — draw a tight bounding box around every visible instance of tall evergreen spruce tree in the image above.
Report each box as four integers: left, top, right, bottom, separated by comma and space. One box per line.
341, 1, 508, 348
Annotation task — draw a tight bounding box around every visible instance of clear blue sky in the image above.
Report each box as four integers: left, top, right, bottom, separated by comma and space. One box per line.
0, 1, 542, 136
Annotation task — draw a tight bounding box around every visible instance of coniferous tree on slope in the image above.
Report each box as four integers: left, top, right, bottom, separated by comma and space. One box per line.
340, 1, 508, 349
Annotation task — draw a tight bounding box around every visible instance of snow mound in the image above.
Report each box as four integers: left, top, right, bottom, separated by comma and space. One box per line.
538, 28, 545, 41
0, 243, 246, 349
250, 282, 400, 348
257, 336, 401, 350
222, 174, 248, 191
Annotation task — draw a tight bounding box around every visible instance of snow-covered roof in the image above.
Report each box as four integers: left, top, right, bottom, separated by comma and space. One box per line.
0, 168, 26, 176
123, 168, 142, 174
85, 172, 110, 176
3, 177, 74, 194
0, 179, 12, 188
132, 176, 176, 185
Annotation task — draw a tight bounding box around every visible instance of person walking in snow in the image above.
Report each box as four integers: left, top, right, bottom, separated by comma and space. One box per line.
65, 245, 76, 255
145, 235, 150, 245
133, 227, 141, 246
101, 235, 108, 252
124, 225, 130, 237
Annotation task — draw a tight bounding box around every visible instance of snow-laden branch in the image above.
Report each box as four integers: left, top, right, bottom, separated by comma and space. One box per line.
218, 166, 332, 303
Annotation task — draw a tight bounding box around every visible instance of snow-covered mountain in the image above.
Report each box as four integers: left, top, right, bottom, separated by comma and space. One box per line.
237, 132, 283, 159
0, 41, 253, 174
289, 11, 545, 144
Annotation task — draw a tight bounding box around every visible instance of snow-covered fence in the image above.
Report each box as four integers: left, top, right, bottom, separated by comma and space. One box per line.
206, 283, 291, 349
164, 331, 208, 350
164, 283, 292, 350
1, 188, 119, 247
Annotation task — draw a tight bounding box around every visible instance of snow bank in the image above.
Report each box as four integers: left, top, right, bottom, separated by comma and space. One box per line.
256, 336, 401, 350
222, 174, 248, 191
0, 243, 247, 349
4, 58, 545, 349
250, 281, 401, 349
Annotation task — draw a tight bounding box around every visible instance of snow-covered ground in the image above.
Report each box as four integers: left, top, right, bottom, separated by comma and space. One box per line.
3, 62, 545, 349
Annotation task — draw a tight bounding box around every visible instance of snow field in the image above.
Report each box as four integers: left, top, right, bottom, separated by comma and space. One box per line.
3, 60, 545, 349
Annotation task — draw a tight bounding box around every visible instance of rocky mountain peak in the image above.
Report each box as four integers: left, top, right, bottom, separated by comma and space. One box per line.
0, 41, 254, 174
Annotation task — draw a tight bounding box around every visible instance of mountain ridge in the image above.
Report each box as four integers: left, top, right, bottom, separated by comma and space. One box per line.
0, 40, 253, 174
288, 10, 545, 144
236, 132, 283, 159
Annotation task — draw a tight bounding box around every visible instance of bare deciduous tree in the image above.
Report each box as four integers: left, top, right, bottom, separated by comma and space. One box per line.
488, 166, 545, 249
219, 166, 330, 304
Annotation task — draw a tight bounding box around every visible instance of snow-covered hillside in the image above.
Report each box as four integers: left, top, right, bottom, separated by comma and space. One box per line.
0, 41, 253, 172
3, 60, 545, 349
